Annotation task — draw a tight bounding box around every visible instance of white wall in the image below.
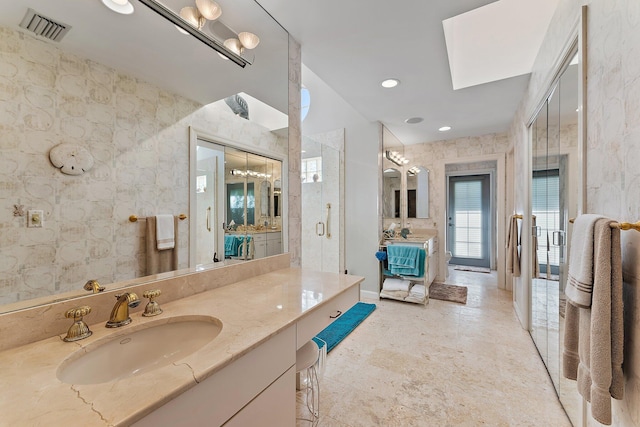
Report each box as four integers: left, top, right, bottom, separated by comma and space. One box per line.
301, 65, 380, 295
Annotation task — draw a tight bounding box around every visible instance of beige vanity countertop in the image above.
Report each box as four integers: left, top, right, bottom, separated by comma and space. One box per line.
0, 268, 364, 427
384, 229, 437, 244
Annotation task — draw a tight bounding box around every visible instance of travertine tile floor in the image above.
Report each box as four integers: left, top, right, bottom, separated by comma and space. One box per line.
297, 268, 572, 426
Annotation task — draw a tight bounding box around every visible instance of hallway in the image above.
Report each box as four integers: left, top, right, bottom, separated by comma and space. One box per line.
298, 269, 571, 426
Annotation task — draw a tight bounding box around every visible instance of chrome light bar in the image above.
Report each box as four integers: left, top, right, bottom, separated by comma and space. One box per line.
137, 0, 250, 68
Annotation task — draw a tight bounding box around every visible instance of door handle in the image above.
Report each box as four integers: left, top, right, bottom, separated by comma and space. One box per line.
552, 230, 565, 246
326, 203, 332, 239
316, 222, 325, 236
532, 226, 541, 237
206, 207, 211, 232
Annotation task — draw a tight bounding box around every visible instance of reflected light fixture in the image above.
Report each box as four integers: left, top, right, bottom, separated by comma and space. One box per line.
385, 150, 409, 166
138, 0, 259, 68
101, 0, 134, 15
408, 166, 420, 175
381, 78, 400, 88
438, 126, 452, 132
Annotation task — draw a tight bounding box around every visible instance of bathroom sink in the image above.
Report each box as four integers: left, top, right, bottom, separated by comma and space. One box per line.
57, 315, 222, 385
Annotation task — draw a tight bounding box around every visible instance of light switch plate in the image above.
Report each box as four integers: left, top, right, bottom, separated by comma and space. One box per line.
27, 210, 43, 228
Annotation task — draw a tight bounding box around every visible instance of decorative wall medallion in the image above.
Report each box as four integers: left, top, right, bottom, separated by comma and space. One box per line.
49, 143, 94, 175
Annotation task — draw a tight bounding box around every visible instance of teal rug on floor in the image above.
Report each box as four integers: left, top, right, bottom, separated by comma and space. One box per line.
313, 302, 376, 353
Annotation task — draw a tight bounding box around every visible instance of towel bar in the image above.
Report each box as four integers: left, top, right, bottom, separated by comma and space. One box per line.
129, 214, 187, 222
569, 217, 640, 231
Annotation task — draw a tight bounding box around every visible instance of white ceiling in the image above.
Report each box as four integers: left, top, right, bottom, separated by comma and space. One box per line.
259, 0, 557, 145
1, 0, 560, 146
0, 0, 290, 114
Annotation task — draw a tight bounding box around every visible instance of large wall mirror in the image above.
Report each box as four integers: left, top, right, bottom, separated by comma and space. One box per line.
528, 31, 584, 425
383, 168, 401, 220
0, 0, 290, 313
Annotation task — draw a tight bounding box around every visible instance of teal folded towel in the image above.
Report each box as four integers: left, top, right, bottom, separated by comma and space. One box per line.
387, 245, 425, 277
225, 235, 239, 257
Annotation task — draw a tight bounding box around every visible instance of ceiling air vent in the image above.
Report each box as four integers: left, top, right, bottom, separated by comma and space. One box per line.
19, 8, 71, 42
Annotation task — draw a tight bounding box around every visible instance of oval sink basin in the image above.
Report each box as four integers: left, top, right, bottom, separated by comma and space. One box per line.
57, 315, 222, 385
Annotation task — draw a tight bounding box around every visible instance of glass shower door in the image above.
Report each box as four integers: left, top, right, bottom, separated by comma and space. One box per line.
301, 135, 342, 273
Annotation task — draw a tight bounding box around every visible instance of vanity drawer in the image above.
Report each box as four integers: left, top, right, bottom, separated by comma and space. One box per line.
296, 284, 359, 349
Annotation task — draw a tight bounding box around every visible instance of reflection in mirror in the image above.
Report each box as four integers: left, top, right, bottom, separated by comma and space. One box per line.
220, 148, 283, 262
0, 0, 289, 313
383, 168, 401, 219
528, 43, 581, 425
406, 166, 429, 219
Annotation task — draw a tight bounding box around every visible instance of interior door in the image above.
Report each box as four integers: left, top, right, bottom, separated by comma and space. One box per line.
447, 174, 491, 268
194, 140, 224, 266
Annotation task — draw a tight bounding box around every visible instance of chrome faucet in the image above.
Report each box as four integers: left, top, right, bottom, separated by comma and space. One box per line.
106, 292, 140, 328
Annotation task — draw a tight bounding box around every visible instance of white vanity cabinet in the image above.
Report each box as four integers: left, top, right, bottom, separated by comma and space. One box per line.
134, 283, 360, 427
253, 231, 282, 259
133, 326, 297, 427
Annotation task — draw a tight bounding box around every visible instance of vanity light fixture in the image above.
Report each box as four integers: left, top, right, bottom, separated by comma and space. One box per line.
381, 79, 400, 88
438, 126, 452, 132
230, 169, 271, 179
138, 0, 259, 68
385, 150, 409, 167
101, 0, 134, 15
407, 166, 421, 175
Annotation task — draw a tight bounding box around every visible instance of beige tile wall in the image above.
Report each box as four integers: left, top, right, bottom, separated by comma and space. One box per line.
0, 26, 295, 306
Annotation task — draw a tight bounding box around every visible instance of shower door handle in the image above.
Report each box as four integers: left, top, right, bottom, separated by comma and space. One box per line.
552, 230, 565, 247
532, 226, 541, 237
316, 222, 325, 236
326, 203, 331, 239
206, 207, 211, 232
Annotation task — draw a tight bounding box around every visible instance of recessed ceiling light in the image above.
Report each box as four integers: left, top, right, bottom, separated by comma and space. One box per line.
381, 79, 400, 88
439, 126, 452, 131
405, 117, 423, 124
101, 0, 134, 14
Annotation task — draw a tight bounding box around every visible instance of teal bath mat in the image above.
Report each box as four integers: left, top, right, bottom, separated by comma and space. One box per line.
313, 302, 376, 353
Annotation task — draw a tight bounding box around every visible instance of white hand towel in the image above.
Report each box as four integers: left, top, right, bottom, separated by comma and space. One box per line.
409, 284, 426, 298
565, 214, 604, 307
382, 278, 410, 292
155, 214, 175, 250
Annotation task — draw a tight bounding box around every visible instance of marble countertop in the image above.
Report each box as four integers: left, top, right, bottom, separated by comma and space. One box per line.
225, 228, 282, 234
383, 229, 437, 243
0, 268, 363, 426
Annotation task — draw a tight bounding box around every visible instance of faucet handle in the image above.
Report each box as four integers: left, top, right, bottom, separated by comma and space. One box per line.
84, 279, 105, 293
142, 289, 163, 317
63, 306, 93, 342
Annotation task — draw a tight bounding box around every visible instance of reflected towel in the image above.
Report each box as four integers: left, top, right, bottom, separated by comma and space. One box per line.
155, 214, 175, 250
506, 215, 521, 277
532, 217, 541, 279
224, 235, 239, 257
565, 214, 603, 307
145, 216, 178, 275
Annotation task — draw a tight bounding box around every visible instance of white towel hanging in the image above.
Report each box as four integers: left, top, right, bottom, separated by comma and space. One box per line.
155, 214, 175, 250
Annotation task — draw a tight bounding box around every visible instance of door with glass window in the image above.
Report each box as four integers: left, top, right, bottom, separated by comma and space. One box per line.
447, 174, 490, 268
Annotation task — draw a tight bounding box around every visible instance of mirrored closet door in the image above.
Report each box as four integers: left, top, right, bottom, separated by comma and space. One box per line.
529, 44, 581, 425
